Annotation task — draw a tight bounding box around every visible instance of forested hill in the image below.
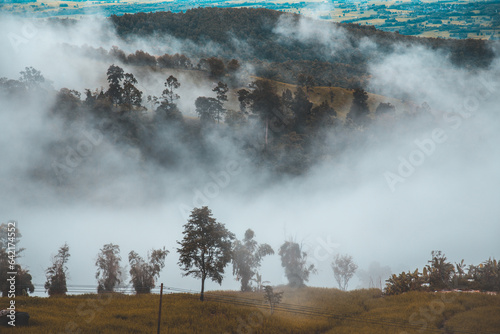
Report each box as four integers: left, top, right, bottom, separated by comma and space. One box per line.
110, 7, 495, 88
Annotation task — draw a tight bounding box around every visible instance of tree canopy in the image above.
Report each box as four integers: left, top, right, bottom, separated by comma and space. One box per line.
278, 241, 316, 288
128, 247, 168, 294
45, 243, 70, 296
177, 207, 235, 301
232, 229, 274, 292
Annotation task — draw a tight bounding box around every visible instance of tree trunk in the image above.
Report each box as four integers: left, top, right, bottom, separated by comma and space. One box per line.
200, 276, 205, 301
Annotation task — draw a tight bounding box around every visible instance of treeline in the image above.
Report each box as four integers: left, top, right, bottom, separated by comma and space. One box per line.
0, 208, 358, 300
1, 65, 409, 178
63, 43, 240, 78
107, 8, 495, 87
2, 217, 498, 300
385, 251, 500, 295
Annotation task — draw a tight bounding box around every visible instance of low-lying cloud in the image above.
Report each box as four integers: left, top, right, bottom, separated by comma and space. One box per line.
0, 11, 499, 296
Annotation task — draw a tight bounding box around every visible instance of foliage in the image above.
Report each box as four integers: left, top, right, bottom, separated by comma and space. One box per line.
157, 53, 192, 69
425, 250, 455, 290
263, 285, 283, 314
251, 272, 270, 292
45, 243, 70, 296
469, 258, 500, 292
205, 57, 225, 78
126, 50, 157, 67
195, 96, 221, 124
238, 79, 282, 147
227, 59, 240, 72
95, 243, 122, 293
122, 73, 142, 108
177, 206, 235, 301
3, 46, 492, 183
212, 81, 229, 123
385, 269, 426, 295
346, 87, 370, 128
332, 254, 358, 291
104, 64, 144, 113
110, 8, 495, 88
128, 247, 168, 294
375, 102, 396, 115
385, 251, 499, 295
290, 87, 313, 134
19, 66, 51, 91
162, 75, 181, 105
232, 229, 274, 292
278, 241, 316, 287
106, 64, 124, 104
149, 75, 183, 122
224, 109, 247, 127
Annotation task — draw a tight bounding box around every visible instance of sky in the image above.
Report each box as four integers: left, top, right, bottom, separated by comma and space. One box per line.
0, 11, 499, 297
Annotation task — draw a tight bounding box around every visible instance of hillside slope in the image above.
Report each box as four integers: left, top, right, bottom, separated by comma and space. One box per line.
3, 288, 499, 333
109, 8, 495, 88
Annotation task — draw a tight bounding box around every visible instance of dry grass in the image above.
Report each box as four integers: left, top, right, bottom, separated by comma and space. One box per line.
2, 287, 499, 333
251, 76, 407, 119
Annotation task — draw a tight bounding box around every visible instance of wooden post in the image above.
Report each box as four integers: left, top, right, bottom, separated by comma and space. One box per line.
157, 283, 163, 334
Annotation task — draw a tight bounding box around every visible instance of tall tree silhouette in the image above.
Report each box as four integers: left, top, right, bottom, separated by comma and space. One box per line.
128, 248, 168, 294
278, 241, 315, 288
346, 87, 370, 127
232, 229, 274, 292
95, 243, 122, 293
45, 243, 70, 296
177, 207, 235, 301
106, 64, 124, 105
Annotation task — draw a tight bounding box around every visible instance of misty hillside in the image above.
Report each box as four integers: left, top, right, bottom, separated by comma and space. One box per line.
1, 7, 499, 201
0, 5, 499, 312
109, 8, 496, 87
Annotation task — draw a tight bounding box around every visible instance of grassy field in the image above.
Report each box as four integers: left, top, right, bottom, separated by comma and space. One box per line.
4, 0, 497, 40
2, 287, 499, 333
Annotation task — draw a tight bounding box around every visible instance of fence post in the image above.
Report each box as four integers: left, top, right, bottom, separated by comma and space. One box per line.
157, 283, 163, 334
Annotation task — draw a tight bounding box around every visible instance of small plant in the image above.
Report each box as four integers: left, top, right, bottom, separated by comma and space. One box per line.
263, 285, 283, 314
251, 272, 270, 292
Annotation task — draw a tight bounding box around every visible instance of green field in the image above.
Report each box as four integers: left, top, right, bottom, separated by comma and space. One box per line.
2, 0, 498, 40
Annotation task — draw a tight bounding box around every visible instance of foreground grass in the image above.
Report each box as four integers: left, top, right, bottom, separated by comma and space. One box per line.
1, 288, 499, 333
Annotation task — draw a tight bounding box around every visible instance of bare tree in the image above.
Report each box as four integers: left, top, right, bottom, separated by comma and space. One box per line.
332, 254, 358, 291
